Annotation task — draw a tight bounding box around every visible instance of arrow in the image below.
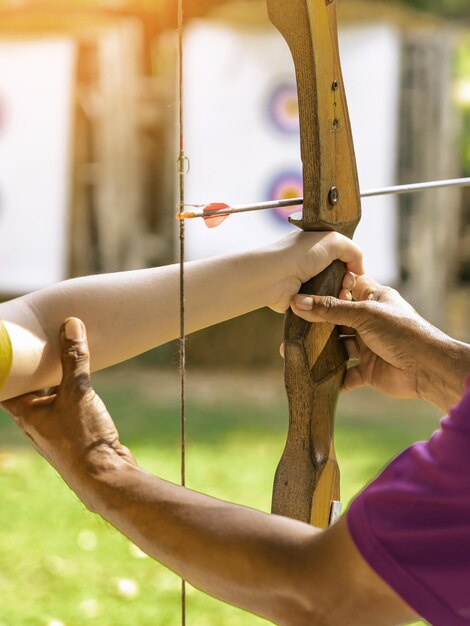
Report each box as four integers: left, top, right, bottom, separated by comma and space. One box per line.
176, 177, 470, 228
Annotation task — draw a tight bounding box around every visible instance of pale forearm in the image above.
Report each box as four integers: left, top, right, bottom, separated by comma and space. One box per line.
0, 251, 275, 400
0, 231, 363, 400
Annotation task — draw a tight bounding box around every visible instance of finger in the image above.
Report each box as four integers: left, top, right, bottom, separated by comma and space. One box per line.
322, 233, 364, 276
341, 336, 359, 361
1, 391, 47, 421
292, 293, 368, 328
338, 288, 352, 302
342, 365, 366, 392
28, 393, 58, 408
351, 275, 388, 303
59, 318, 92, 398
342, 271, 356, 292
279, 342, 285, 360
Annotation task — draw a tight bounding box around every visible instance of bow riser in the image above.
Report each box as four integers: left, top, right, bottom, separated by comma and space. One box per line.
268, 0, 362, 528
274, 262, 348, 527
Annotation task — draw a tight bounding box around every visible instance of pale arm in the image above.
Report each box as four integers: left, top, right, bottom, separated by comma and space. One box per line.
0, 232, 363, 401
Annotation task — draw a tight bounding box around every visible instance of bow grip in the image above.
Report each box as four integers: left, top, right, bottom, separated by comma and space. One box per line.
272, 260, 348, 527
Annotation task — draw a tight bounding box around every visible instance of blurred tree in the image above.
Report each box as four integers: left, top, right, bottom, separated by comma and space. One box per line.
456, 35, 470, 175
398, 0, 469, 19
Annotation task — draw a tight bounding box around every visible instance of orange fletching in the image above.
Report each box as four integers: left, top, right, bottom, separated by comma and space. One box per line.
203, 203, 230, 229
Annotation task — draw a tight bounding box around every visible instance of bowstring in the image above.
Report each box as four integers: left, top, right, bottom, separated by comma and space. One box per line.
177, 0, 187, 624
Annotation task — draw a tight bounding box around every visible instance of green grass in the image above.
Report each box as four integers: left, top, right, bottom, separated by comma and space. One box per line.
0, 365, 439, 626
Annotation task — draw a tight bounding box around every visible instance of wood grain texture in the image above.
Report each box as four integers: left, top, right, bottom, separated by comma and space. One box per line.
268, 0, 361, 528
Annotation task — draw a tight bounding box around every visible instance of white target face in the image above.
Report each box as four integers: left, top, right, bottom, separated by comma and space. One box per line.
183, 22, 400, 285
0, 38, 76, 294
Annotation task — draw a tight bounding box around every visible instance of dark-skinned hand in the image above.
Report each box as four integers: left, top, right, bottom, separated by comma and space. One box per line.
289, 275, 468, 412
1, 318, 135, 508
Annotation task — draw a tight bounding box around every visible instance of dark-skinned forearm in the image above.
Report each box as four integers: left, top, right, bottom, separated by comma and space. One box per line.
419, 335, 470, 413
80, 455, 320, 626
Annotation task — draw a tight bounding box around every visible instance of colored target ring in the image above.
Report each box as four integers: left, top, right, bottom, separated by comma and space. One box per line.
267, 82, 300, 135
267, 171, 303, 224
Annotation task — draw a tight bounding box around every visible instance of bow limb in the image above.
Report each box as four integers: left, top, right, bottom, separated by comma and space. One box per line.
268, 0, 361, 528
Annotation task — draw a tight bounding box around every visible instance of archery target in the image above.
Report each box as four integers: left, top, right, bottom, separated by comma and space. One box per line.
266, 169, 303, 224
266, 81, 300, 135
0, 38, 75, 293
183, 21, 400, 285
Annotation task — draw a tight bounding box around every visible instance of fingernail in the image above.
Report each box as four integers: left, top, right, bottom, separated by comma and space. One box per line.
64, 318, 84, 341
294, 295, 314, 310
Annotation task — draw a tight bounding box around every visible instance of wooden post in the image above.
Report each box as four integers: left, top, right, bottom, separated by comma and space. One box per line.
398, 32, 462, 329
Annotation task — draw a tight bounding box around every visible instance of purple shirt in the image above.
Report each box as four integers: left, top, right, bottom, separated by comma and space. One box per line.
348, 378, 470, 626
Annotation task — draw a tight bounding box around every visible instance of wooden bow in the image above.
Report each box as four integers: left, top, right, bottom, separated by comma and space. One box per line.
268, 0, 362, 529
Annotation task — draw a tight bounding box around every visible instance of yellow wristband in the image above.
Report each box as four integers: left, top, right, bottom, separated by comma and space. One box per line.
0, 321, 13, 390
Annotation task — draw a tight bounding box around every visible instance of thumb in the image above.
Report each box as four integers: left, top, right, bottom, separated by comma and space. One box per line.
59, 318, 92, 398
291, 294, 368, 329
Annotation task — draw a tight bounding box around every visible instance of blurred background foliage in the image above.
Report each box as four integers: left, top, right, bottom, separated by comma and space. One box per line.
401, 0, 469, 18
456, 34, 470, 174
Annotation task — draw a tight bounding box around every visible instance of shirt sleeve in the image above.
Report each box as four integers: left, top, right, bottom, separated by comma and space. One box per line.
347, 380, 470, 626
0, 320, 13, 390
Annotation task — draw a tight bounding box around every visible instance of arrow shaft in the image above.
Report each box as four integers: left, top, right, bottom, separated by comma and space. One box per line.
179, 177, 470, 220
